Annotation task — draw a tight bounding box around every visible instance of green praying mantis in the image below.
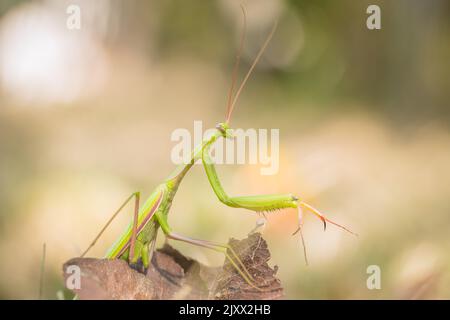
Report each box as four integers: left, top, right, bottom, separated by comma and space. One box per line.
80, 10, 356, 290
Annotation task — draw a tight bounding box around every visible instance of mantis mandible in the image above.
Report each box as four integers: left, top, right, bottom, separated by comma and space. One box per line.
80, 9, 356, 289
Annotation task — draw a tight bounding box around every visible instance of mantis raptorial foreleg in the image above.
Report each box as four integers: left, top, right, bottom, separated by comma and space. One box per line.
200, 138, 356, 265
202, 140, 356, 233
202, 141, 297, 213
80, 191, 141, 263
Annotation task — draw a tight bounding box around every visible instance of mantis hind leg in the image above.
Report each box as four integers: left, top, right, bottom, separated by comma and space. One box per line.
81, 192, 141, 260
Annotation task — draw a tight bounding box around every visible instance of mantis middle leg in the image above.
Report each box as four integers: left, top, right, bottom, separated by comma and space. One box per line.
154, 212, 259, 289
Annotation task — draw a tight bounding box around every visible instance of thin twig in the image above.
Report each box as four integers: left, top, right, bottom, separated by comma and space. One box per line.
39, 243, 46, 300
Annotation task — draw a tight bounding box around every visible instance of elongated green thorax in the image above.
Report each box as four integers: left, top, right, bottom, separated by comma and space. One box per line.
105, 127, 224, 263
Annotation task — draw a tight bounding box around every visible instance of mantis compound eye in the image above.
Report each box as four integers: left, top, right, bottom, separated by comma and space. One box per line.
216, 123, 226, 134
216, 122, 234, 138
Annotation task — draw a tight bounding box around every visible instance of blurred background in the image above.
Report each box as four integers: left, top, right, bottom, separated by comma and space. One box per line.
0, 0, 449, 299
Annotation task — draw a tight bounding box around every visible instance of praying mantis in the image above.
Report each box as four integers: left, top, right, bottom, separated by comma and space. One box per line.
80, 9, 356, 290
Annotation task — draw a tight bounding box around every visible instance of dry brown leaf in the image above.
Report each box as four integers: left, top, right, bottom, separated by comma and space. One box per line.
62, 233, 283, 300
212, 233, 283, 300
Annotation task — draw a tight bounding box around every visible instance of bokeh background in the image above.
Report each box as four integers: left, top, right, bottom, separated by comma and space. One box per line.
0, 0, 449, 299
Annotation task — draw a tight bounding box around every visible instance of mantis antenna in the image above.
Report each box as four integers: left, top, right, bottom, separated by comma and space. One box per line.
225, 5, 246, 122
225, 11, 278, 124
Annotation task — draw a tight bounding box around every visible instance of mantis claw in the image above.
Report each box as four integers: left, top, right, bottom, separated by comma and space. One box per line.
300, 201, 356, 236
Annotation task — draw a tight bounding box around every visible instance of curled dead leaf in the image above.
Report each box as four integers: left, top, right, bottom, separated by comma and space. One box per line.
63, 233, 283, 300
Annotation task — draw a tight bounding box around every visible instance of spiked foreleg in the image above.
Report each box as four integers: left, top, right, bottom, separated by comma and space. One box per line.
201, 138, 356, 264
201, 140, 298, 212
202, 139, 356, 234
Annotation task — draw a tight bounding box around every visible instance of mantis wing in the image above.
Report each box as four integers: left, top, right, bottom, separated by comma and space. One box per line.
105, 188, 164, 259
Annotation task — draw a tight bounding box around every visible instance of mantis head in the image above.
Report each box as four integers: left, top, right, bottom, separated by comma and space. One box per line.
216, 122, 234, 139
